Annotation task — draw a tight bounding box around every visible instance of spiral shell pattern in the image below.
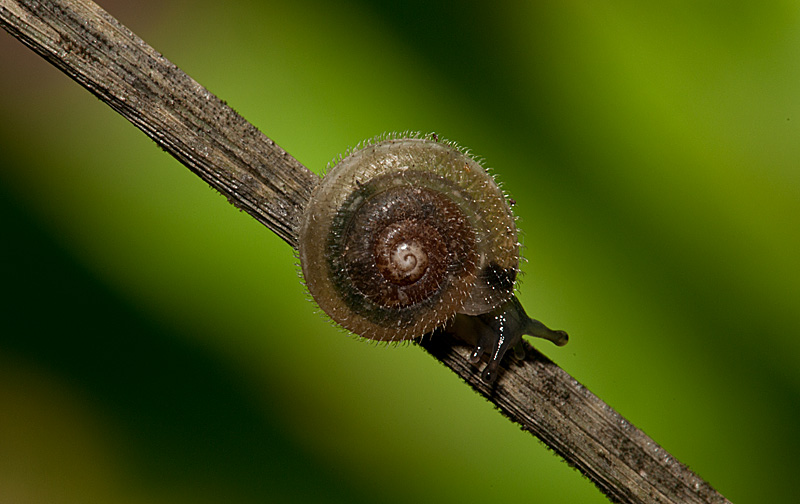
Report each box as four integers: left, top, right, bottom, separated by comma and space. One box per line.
298, 136, 519, 341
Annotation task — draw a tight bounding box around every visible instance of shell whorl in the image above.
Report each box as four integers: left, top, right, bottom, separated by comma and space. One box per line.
298, 136, 519, 341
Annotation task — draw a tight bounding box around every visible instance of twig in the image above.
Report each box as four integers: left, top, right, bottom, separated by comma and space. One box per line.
421, 333, 729, 504
0, 1, 730, 503
0, 0, 317, 247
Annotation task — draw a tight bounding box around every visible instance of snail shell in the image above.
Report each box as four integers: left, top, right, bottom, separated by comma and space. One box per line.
299, 136, 518, 341
298, 135, 567, 382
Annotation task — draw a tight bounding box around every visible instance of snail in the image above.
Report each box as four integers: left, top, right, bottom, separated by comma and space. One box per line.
298, 134, 567, 383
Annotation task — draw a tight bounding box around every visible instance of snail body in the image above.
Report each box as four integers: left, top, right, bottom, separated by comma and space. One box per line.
298, 135, 566, 382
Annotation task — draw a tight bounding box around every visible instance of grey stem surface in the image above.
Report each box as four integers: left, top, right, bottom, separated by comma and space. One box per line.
0, 1, 731, 503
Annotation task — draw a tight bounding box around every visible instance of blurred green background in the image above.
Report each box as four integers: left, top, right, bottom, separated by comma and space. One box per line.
1, 0, 798, 502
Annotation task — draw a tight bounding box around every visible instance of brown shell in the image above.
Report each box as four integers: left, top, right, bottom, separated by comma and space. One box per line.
298, 137, 519, 341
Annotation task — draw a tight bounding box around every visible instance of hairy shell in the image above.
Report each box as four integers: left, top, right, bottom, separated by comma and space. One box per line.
298, 137, 519, 341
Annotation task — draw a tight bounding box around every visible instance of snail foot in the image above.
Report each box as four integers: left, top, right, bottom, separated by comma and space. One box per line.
455, 296, 568, 384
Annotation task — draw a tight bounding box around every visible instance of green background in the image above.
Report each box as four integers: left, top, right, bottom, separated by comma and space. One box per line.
2, 1, 798, 502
